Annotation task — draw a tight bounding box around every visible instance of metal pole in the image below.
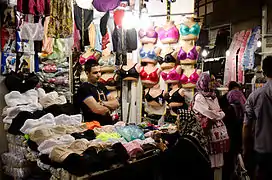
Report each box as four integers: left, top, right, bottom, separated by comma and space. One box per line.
261, 5, 267, 66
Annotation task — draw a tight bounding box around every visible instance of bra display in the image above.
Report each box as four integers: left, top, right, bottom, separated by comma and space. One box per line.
99, 77, 116, 86
140, 67, 159, 83
164, 88, 185, 104
138, 28, 158, 39
119, 64, 139, 79
145, 89, 165, 104
157, 26, 179, 42
139, 48, 157, 60
159, 53, 177, 64
161, 66, 181, 81
180, 23, 201, 36
180, 69, 199, 84
92, 0, 119, 12
177, 46, 199, 61
98, 55, 115, 66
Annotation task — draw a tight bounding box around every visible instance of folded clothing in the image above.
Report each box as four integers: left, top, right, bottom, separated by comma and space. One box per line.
54, 114, 82, 126
5, 89, 38, 107
71, 130, 96, 141
1, 152, 30, 168
6, 133, 26, 146
8, 143, 28, 158
39, 91, 67, 108
44, 103, 80, 116
20, 113, 56, 134
3, 165, 31, 178
8, 110, 47, 135
38, 135, 75, 155
93, 125, 116, 135
85, 121, 101, 130
123, 140, 144, 158
96, 132, 121, 142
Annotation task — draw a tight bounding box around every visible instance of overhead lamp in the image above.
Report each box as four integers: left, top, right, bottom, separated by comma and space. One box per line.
201, 49, 208, 57
226, 50, 230, 57
257, 40, 262, 48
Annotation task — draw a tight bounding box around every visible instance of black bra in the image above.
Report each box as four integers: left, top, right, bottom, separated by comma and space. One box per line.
119, 63, 139, 79
145, 89, 164, 104
158, 53, 177, 64
164, 88, 185, 104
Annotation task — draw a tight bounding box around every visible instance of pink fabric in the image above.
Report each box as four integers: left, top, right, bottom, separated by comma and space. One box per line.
180, 69, 199, 84
72, 23, 81, 51
123, 141, 144, 158
224, 31, 245, 85
161, 66, 181, 81
17, 0, 50, 16
237, 29, 251, 83
157, 26, 179, 42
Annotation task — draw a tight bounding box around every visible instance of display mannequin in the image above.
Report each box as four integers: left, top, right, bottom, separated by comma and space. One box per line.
138, 27, 158, 44
163, 83, 187, 124
99, 48, 115, 73
99, 72, 118, 91
161, 65, 182, 84
179, 16, 201, 41
140, 63, 161, 87
177, 40, 201, 64
119, 59, 140, 81
159, 50, 178, 70
156, 21, 179, 44
140, 43, 161, 64
180, 65, 201, 88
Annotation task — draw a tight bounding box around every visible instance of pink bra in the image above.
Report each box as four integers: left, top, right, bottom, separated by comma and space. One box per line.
161, 66, 181, 81
157, 26, 179, 42
180, 69, 199, 84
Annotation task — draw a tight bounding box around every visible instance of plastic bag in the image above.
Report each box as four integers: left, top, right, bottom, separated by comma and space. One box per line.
116, 125, 145, 142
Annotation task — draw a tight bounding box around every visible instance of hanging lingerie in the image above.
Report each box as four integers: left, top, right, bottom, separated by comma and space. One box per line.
161, 66, 181, 81
17, 0, 50, 16
20, 18, 44, 41
139, 48, 157, 60
98, 54, 115, 67
92, 0, 120, 12
180, 23, 201, 36
165, 88, 185, 104
119, 63, 139, 79
145, 89, 165, 104
180, 69, 199, 84
177, 46, 199, 61
138, 28, 158, 39
140, 67, 159, 83
157, 26, 179, 42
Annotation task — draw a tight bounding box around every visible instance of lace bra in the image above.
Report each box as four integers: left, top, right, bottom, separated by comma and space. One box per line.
180, 69, 199, 84
145, 89, 165, 104
138, 28, 158, 39
177, 46, 199, 60
161, 66, 181, 81
140, 67, 159, 83
98, 55, 115, 66
157, 26, 179, 42
20, 18, 44, 41
139, 48, 157, 60
119, 64, 139, 79
180, 23, 201, 36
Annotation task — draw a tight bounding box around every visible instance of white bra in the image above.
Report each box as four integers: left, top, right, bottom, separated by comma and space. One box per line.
20, 18, 44, 41
75, 0, 94, 10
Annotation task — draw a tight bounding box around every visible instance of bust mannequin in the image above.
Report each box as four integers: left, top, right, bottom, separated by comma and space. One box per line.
159, 50, 178, 70
144, 84, 166, 116
99, 72, 118, 91
164, 83, 187, 116
180, 65, 201, 88
99, 49, 115, 73
140, 63, 161, 87
179, 17, 201, 41
161, 65, 182, 84
156, 21, 179, 44
140, 43, 161, 64
177, 41, 201, 64
119, 59, 140, 81
138, 26, 158, 44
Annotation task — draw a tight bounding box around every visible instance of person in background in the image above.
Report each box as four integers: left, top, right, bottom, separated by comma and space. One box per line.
244, 56, 272, 180
76, 60, 119, 125
192, 72, 229, 180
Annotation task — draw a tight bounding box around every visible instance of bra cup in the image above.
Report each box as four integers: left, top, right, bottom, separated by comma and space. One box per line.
189, 72, 199, 83
177, 49, 187, 60
180, 23, 201, 36
161, 72, 168, 80
180, 74, 189, 84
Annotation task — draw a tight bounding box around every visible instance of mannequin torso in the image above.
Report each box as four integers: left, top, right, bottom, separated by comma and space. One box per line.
180, 65, 201, 88
140, 63, 161, 87
160, 47, 178, 70
145, 84, 165, 108
166, 84, 186, 115
156, 21, 179, 44
179, 17, 201, 41
161, 65, 182, 84
177, 41, 201, 64
99, 72, 117, 91
140, 43, 161, 64
119, 59, 140, 81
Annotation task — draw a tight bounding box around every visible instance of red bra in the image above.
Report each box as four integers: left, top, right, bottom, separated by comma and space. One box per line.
140, 67, 159, 83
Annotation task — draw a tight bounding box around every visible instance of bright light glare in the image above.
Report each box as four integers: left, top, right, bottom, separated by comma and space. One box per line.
202, 49, 208, 57
257, 40, 262, 48
226, 50, 230, 56
140, 14, 151, 29
122, 12, 139, 29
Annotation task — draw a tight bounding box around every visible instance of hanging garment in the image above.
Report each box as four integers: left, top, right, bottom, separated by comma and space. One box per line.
16, 31, 35, 54
20, 18, 44, 41
74, 4, 94, 31
47, 0, 73, 38
92, 0, 120, 12
223, 31, 245, 85
75, 0, 93, 10
237, 29, 252, 83
42, 16, 53, 55
17, 0, 50, 16
242, 26, 261, 70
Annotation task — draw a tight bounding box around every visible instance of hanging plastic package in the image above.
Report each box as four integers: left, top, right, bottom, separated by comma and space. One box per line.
92, 0, 120, 12
116, 125, 145, 142
20, 18, 44, 41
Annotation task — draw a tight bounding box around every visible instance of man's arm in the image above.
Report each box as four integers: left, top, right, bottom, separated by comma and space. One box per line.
243, 93, 255, 154
83, 96, 110, 115
103, 93, 119, 110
